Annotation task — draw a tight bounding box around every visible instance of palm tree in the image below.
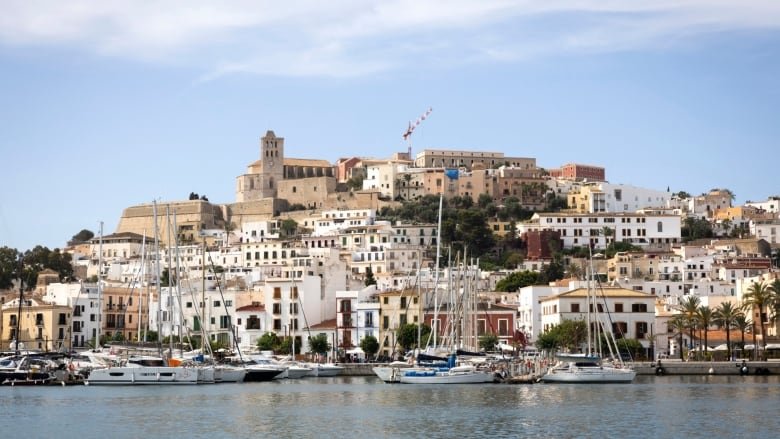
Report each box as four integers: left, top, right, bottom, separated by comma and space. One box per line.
713, 302, 743, 360
733, 314, 751, 356
678, 295, 701, 358
668, 315, 687, 361
696, 306, 713, 356
743, 281, 776, 358
769, 278, 780, 323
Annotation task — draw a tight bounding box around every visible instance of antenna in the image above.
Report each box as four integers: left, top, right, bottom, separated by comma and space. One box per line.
402, 107, 433, 159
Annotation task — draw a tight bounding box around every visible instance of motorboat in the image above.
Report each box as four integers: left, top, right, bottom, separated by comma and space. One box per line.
304, 363, 344, 377
86, 356, 199, 385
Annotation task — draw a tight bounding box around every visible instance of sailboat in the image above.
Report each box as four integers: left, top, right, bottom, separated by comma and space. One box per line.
541, 258, 636, 384
87, 207, 201, 385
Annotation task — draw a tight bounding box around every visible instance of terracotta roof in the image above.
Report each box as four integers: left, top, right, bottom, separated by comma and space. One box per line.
236, 305, 265, 312
308, 318, 337, 330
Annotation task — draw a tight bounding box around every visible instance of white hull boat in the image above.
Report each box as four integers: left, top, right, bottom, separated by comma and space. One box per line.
306, 363, 344, 377
373, 362, 414, 383
398, 365, 495, 384
87, 365, 199, 385
541, 362, 636, 383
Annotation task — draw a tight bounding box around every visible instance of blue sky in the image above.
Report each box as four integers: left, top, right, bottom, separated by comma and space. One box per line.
1, 1, 779, 251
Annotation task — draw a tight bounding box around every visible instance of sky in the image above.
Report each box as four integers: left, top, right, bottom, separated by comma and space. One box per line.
1, 0, 779, 252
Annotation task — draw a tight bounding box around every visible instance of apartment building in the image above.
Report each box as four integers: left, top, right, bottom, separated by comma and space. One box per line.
517, 212, 682, 250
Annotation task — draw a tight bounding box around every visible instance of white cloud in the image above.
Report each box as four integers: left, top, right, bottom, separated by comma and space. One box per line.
1, 0, 779, 78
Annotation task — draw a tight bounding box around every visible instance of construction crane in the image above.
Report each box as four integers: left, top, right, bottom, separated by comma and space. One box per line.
402, 107, 432, 159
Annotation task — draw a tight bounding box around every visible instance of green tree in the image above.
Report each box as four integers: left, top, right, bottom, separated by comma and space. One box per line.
280, 219, 298, 238
681, 217, 714, 242
364, 266, 377, 286
346, 175, 364, 191
478, 333, 499, 352
667, 315, 687, 360
495, 270, 540, 292
21, 246, 74, 288
397, 323, 431, 351
256, 332, 280, 351
69, 229, 95, 245
743, 281, 776, 357
696, 306, 713, 356
477, 193, 494, 209
535, 319, 587, 352
677, 295, 701, 357
360, 335, 380, 360
733, 314, 751, 354
0, 246, 21, 290
308, 333, 331, 357
713, 301, 743, 360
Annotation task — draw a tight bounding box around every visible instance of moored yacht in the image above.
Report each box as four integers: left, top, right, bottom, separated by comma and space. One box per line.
86, 356, 200, 385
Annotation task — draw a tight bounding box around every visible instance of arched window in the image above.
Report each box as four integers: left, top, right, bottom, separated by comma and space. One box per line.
657, 221, 663, 233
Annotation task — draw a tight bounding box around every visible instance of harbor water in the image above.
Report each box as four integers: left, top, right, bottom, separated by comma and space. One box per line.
2, 375, 779, 438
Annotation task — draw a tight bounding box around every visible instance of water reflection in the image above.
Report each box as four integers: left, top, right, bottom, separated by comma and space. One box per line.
1, 376, 778, 438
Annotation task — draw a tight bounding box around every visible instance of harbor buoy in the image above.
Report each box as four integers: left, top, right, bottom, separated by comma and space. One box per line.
655, 366, 665, 376
708, 367, 715, 375
740, 366, 749, 375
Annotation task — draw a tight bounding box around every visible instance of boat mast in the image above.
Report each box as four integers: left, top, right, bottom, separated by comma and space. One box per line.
138, 232, 146, 343
14, 255, 24, 354
153, 200, 162, 357
96, 221, 103, 351
432, 193, 443, 349
166, 205, 174, 358
201, 240, 207, 355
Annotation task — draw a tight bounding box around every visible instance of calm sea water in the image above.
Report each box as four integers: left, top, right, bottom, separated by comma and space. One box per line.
2, 376, 779, 438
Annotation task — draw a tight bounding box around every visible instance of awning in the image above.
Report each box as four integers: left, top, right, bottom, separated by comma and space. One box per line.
346, 347, 365, 355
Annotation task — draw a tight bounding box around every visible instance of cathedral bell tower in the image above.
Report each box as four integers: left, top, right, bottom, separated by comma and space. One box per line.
260, 130, 284, 198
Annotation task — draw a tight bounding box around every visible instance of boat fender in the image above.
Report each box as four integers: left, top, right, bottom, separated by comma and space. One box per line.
655, 366, 665, 376
740, 366, 749, 376
68, 362, 76, 372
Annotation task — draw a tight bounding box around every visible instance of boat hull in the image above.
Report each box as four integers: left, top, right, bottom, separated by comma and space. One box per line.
398, 369, 495, 384
86, 366, 199, 385
243, 368, 284, 382
541, 366, 636, 383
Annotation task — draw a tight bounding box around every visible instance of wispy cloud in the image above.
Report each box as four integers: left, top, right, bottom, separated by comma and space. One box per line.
1, 1, 779, 78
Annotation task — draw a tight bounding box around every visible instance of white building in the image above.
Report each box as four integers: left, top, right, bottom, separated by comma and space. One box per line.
517, 212, 682, 250
43, 282, 102, 349
569, 182, 672, 213
746, 196, 780, 214
506, 285, 571, 344
539, 287, 657, 351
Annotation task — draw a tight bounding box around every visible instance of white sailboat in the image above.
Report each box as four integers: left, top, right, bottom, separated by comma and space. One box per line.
541, 258, 636, 384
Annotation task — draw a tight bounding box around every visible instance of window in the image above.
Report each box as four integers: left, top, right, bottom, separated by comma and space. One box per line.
273, 303, 282, 314
383, 316, 389, 329
636, 322, 648, 339
213, 301, 220, 308
657, 221, 663, 233
615, 303, 624, 312
570, 303, 580, 312
220, 315, 231, 329
631, 303, 648, 312
274, 288, 281, 299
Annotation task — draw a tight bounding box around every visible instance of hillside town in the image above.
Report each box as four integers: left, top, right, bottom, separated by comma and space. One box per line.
2, 130, 779, 366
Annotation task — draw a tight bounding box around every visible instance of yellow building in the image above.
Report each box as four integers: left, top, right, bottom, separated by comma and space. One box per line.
377, 289, 422, 358
1, 297, 72, 351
